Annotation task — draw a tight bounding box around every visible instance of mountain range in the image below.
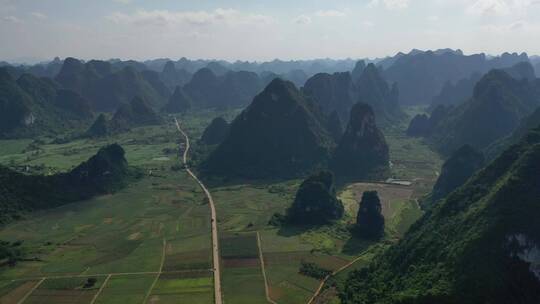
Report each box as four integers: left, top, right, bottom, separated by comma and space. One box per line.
0, 68, 93, 138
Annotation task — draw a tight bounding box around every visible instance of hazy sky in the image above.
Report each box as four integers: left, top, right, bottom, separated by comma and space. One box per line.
1, 0, 540, 63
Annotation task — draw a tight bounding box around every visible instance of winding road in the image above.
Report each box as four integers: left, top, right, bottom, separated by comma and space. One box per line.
174, 117, 222, 304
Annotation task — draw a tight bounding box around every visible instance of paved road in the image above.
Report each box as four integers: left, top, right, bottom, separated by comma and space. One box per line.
174, 117, 222, 304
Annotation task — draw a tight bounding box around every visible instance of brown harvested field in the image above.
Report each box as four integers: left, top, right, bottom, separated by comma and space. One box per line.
342, 182, 414, 218
0, 280, 40, 303
162, 250, 211, 271
222, 258, 260, 268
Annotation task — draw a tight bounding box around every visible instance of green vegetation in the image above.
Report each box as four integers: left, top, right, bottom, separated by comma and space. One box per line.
202, 78, 334, 178
0, 143, 134, 224
430, 144, 485, 204
332, 103, 390, 180
340, 127, 540, 304
287, 171, 344, 225
355, 191, 385, 240
199, 116, 230, 145
299, 261, 331, 279
428, 69, 540, 154
0, 68, 93, 138
0, 105, 445, 303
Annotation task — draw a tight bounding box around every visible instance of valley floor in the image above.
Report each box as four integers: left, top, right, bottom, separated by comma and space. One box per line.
0, 108, 442, 304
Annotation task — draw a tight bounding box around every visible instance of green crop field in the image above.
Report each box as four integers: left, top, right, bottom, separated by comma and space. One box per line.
0, 107, 443, 303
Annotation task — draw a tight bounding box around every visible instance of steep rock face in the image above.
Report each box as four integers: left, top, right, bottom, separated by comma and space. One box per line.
406, 105, 449, 137
431, 72, 482, 108
406, 114, 430, 137
160, 61, 192, 89
341, 127, 540, 304
110, 96, 162, 131
303, 72, 355, 122
183, 68, 221, 108
331, 103, 389, 180
327, 111, 344, 142
351, 60, 366, 82
356, 64, 403, 123
202, 79, 334, 178
303, 63, 403, 125
200, 117, 230, 145
503, 61, 536, 81
486, 106, 540, 160
183, 68, 263, 109
0, 70, 33, 135
429, 70, 540, 154
86, 114, 109, 138
162, 86, 192, 113
286, 171, 344, 225
431, 144, 485, 202
355, 191, 384, 239
0, 69, 94, 138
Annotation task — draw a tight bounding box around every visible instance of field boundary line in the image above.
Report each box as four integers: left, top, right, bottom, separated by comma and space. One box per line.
17, 277, 45, 304
3, 269, 214, 282
90, 274, 111, 304
142, 238, 166, 303
257, 232, 278, 304
307, 254, 366, 304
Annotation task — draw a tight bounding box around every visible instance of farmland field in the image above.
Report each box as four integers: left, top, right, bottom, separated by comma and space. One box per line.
0, 108, 443, 303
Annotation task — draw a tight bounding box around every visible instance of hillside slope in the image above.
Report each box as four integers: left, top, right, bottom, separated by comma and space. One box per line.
341, 127, 540, 304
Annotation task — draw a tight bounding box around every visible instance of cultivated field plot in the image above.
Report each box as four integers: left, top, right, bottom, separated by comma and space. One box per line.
25, 276, 105, 304
93, 274, 155, 304
147, 271, 214, 304
0, 123, 216, 302
258, 231, 350, 304
0, 279, 41, 303
220, 233, 267, 304
211, 180, 299, 232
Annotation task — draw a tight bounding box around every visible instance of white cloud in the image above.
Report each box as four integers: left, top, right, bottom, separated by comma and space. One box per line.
314, 10, 346, 17
466, 0, 540, 16
30, 12, 47, 19
369, 0, 410, 10
428, 15, 439, 22
294, 14, 312, 24
2, 15, 22, 23
108, 8, 274, 27
363, 20, 375, 27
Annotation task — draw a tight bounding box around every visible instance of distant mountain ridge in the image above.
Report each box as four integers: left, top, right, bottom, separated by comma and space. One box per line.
383, 50, 531, 105
55, 57, 170, 112
0, 68, 94, 138
409, 65, 540, 155
303, 62, 403, 125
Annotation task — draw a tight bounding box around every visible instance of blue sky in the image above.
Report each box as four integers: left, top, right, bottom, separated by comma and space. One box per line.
1, 0, 540, 63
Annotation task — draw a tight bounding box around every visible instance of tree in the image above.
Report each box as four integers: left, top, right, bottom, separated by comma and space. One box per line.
287, 171, 344, 225
355, 191, 384, 239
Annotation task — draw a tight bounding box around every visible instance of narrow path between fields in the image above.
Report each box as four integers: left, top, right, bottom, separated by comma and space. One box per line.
90, 274, 111, 304
174, 117, 222, 304
307, 254, 366, 304
17, 277, 44, 304
257, 232, 278, 304
143, 238, 167, 303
